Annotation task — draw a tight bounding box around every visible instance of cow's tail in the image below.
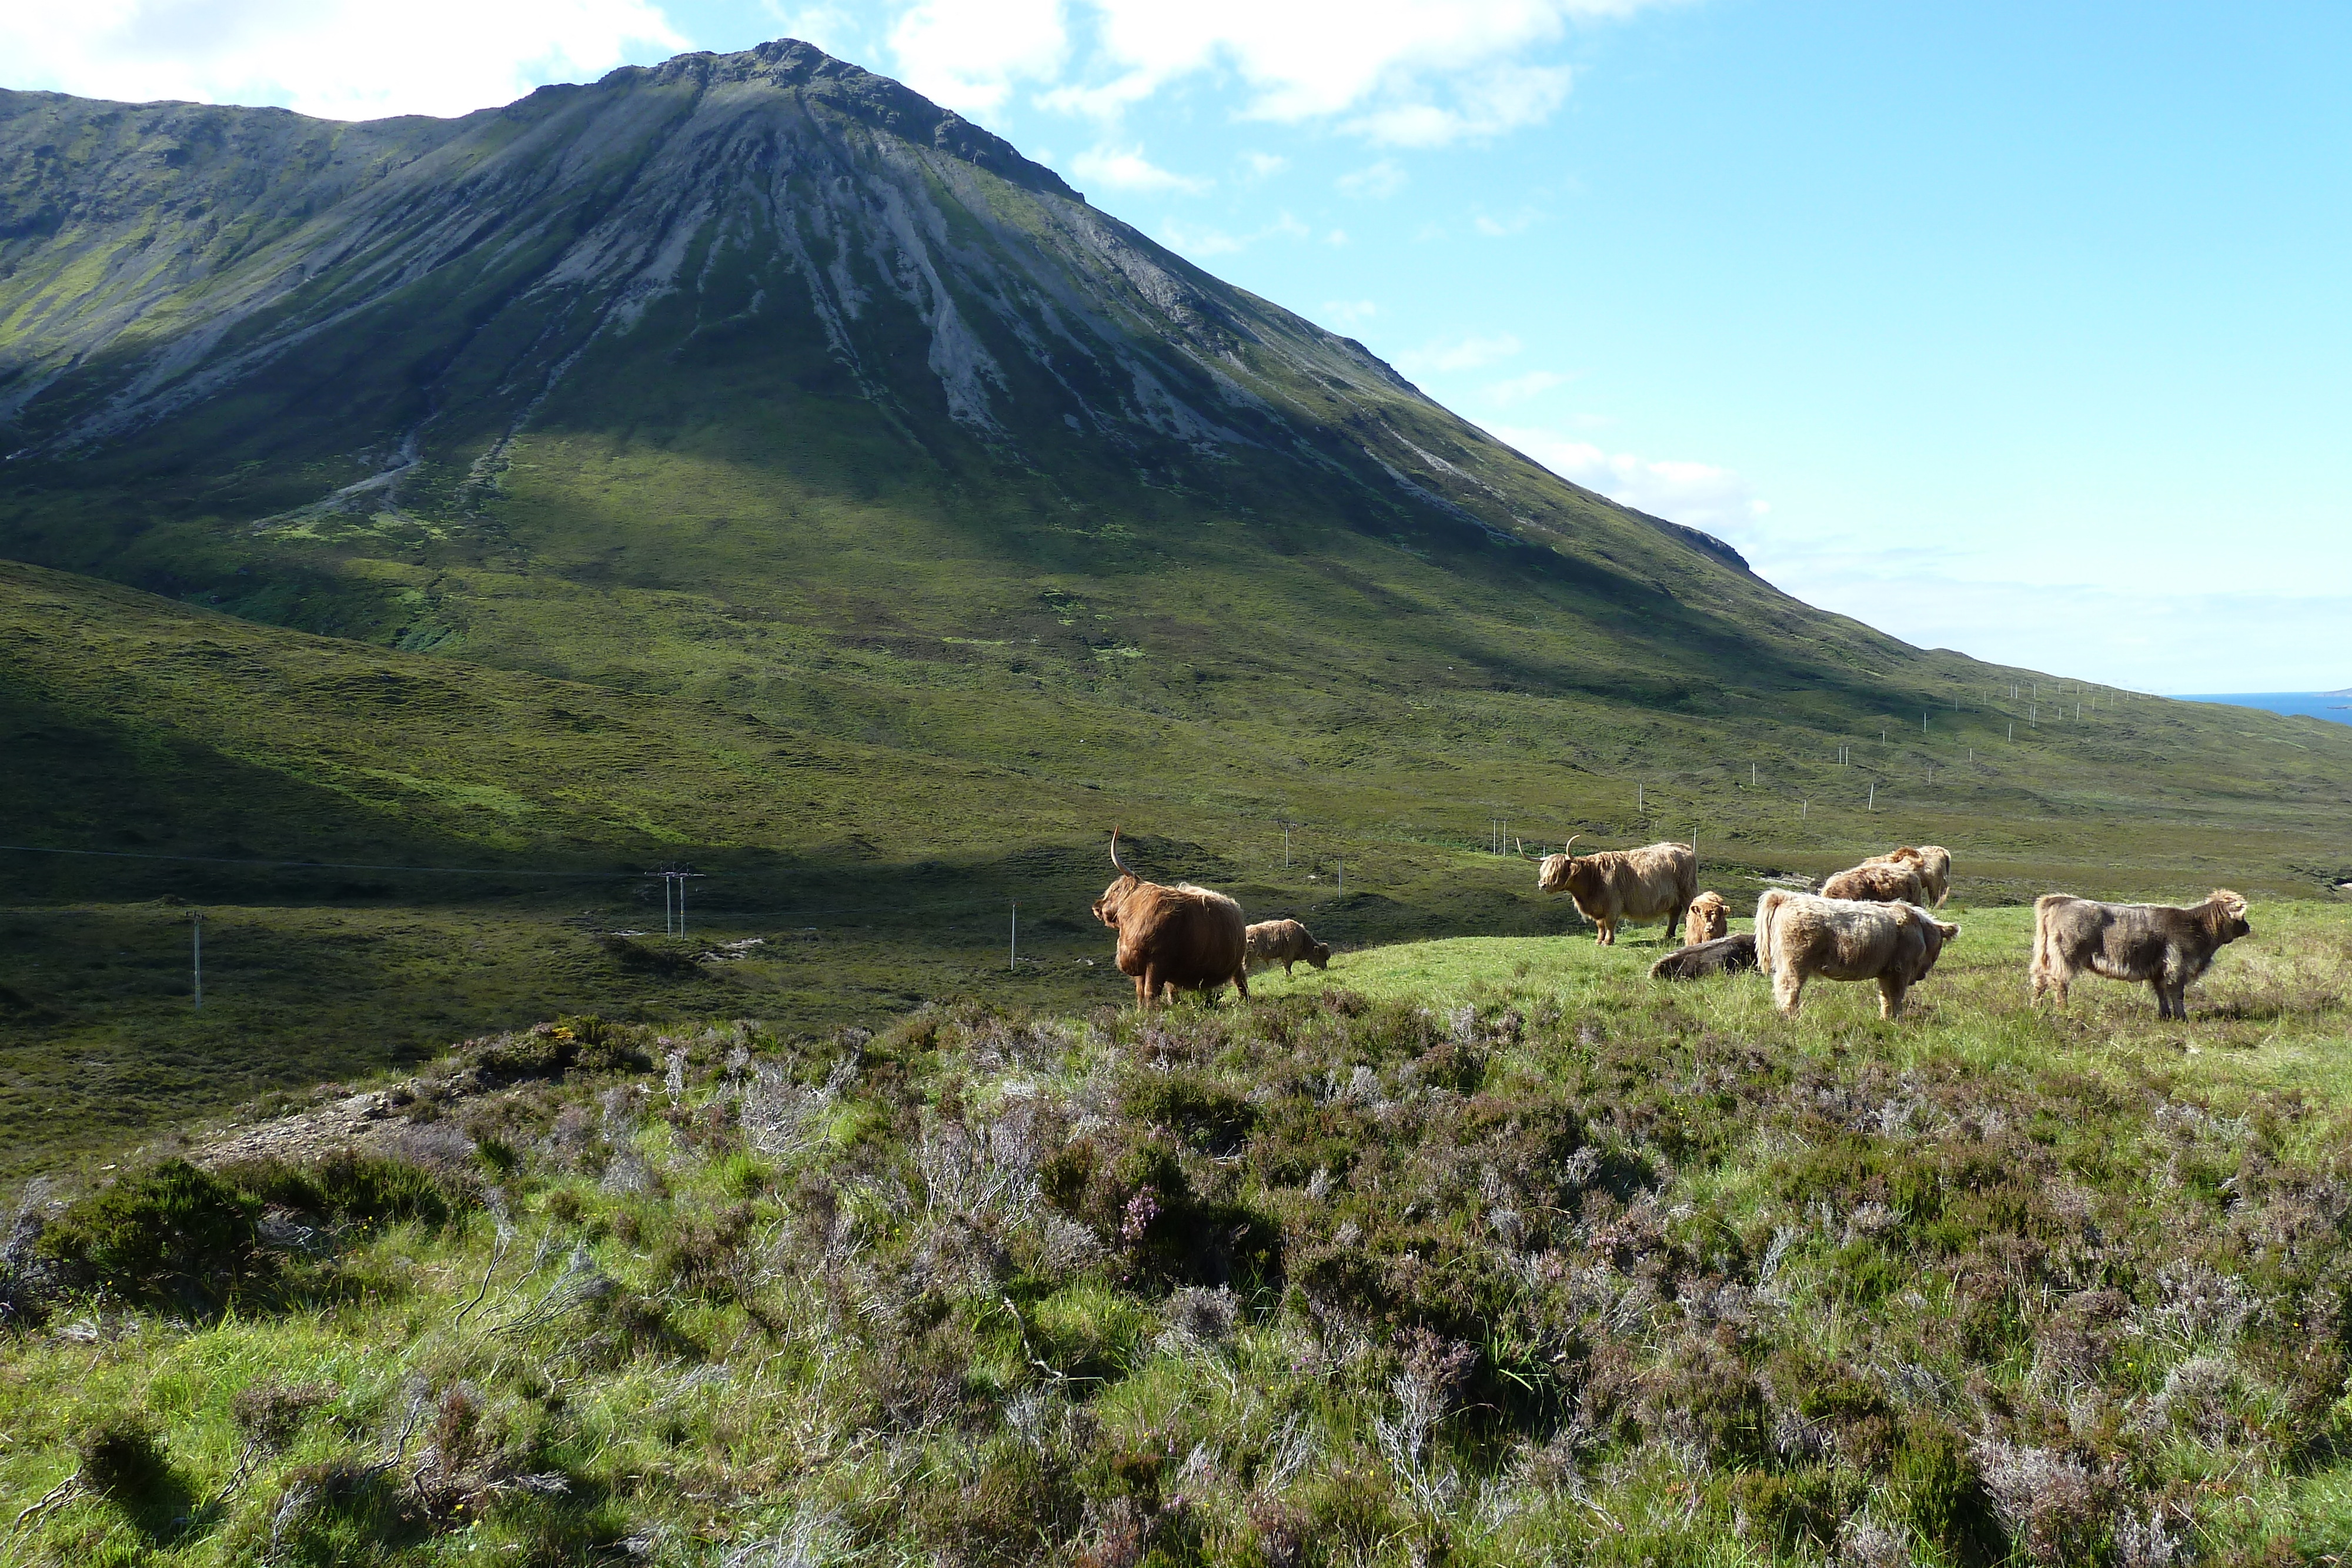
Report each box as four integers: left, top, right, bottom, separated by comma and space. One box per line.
1753, 889, 1788, 974
2029, 893, 2066, 982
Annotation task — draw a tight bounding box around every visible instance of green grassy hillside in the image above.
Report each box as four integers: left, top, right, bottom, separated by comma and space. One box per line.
2, 909, 2348, 1564
7, 553, 2351, 1175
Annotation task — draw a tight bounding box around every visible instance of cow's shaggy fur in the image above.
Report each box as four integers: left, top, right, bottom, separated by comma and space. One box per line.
1819, 861, 1930, 905
1754, 890, 1960, 1018
1536, 839, 1699, 945
1649, 932, 1758, 981
1093, 831, 1248, 1008
1245, 919, 1330, 975
2029, 890, 2250, 1019
1865, 845, 1953, 907
1683, 891, 1730, 945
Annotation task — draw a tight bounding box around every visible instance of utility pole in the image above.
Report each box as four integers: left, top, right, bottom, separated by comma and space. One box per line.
1008, 902, 1017, 971
1337, 859, 1344, 896
192, 911, 203, 1011
647, 867, 706, 937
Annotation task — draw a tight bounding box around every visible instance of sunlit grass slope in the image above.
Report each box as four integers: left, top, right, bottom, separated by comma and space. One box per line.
8, 553, 2352, 1177
2, 908, 2349, 1563
1254, 902, 2352, 1127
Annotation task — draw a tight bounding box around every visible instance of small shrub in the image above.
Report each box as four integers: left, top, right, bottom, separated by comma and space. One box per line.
1889, 1415, 2002, 1566
1729, 1466, 1855, 1551
233, 1379, 337, 1453
39, 1159, 269, 1314
220, 1152, 464, 1234
656, 1202, 759, 1299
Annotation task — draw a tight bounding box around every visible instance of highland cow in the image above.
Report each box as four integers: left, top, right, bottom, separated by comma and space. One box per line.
2029, 890, 2251, 1019
1649, 932, 1759, 981
1684, 891, 1730, 945
1753, 890, 1960, 1018
1819, 860, 1930, 905
1865, 844, 1955, 907
1536, 838, 1699, 945
1093, 828, 1249, 1008
1244, 918, 1330, 975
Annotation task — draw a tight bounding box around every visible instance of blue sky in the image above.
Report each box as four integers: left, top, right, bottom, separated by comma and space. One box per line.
7, 2, 2347, 692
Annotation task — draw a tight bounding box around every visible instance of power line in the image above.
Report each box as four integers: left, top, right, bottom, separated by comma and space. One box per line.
0, 842, 634, 877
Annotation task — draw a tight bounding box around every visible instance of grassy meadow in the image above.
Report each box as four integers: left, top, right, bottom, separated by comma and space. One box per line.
8, 553, 2352, 1179
2, 905, 2350, 1564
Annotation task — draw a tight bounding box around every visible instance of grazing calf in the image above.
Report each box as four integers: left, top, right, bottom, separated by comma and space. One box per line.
1819, 861, 1929, 905
1865, 845, 1955, 907
1649, 932, 1759, 981
1536, 838, 1699, 945
1684, 891, 1730, 945
1245, 918, 1331, 975
2030, 890, 2250, 1019
1754, 890, 1960, 1019
1093, 828, 1248, 1008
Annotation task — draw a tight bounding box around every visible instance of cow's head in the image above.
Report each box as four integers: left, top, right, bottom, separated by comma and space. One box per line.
1906, 913, 1962, 979
2207, 890, 2251, 942
1688, 891, 1729, 942
1307, 940, 1331, 969
1536, 837, 1588, 896
1093, 827, 1142, 928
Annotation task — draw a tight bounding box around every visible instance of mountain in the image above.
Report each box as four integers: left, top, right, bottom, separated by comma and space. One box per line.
6, 34, 2351, 863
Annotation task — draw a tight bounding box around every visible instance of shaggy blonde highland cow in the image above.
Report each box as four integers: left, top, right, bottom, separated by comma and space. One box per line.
1754, 890, 1960, 1019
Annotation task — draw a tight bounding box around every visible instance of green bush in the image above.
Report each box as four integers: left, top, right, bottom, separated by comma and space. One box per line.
39, 1159, 269, 1314
219, 1151, 465, 1233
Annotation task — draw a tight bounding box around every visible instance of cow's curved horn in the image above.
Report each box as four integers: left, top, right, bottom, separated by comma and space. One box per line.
1563, 835, 1581, 859
1109, 826, 1133, 877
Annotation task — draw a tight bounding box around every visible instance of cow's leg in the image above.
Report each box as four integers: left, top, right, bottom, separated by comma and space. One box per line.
1138, 964, 1160, 1009
1282, 959, 1294, 975
1773, 965, 1803, 1015
1665, 905, 1683, 945
1234, 968, 1250, 1000
1879, 978, 1905, 1019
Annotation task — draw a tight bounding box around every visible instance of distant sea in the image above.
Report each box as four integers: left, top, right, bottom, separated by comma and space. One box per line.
2173, 691, 2352, 726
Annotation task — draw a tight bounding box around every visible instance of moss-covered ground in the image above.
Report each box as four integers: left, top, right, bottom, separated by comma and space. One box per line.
3, 905, 2348, 1564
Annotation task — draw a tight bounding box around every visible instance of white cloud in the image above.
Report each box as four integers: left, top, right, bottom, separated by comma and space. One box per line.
1483, 370, 1571, 404
1070, 144, 1212, 192
1321, 299, 1379, 326
1343, 62, 1571, 146
1325, 228, 1349, 245
1024, 0, 1664, 143
1489, 424, 1768, 538
1240, 151, 1287, 178
1337, 158, 1408, 199
764, 2, 876, 65
887, 0, 1068, 115
1768, 568, 2352, 695
1397, 333, 1523, 375
1158, 210, 1309, 256
0, 0, 682, 120
1474, 208, 1539, 236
